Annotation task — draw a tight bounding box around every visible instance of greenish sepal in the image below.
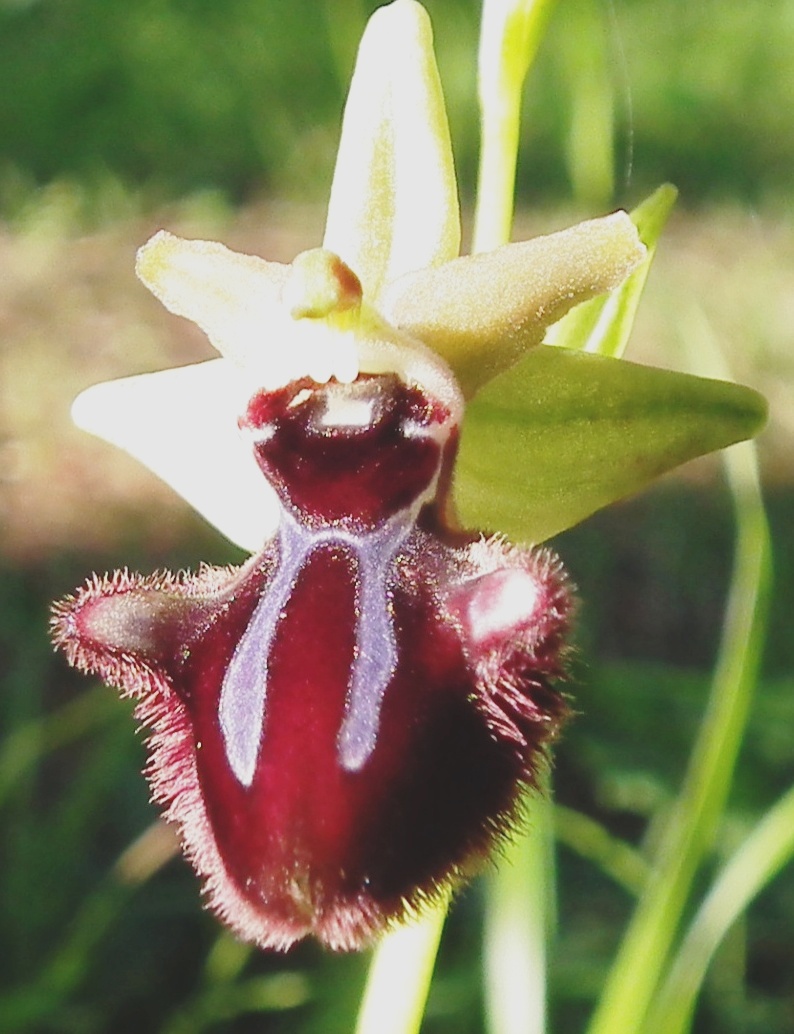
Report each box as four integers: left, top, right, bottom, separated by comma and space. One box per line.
454, 344, 767, 543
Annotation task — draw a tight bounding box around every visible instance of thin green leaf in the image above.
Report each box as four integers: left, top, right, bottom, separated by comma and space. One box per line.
586, 312, 773, 1034
554, 805, 648, 895
547, 183, 678, 358
0, 684, 116, 807
161, 973, 311, 1034
454, 345, 767, 543
649, 784, 794, 1034
354, 897, 449, 1034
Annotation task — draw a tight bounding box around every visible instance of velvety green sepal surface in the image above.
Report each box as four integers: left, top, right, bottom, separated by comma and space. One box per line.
454, 345, 768, 543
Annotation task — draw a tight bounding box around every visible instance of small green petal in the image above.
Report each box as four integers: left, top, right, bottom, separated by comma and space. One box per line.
381, 212, 645, 398
547, 183, 678, 358
454, 345, 768, 543
323, 0, 460, 300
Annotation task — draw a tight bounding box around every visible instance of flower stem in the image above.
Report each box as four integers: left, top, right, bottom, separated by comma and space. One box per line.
484, 787, 554, 1034
473, 0, 558, 254
354, 897, 449, 1034
649, 782, 794, 1034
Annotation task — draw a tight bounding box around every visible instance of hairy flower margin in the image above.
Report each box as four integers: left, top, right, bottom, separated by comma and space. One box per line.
51, 0, 766, 952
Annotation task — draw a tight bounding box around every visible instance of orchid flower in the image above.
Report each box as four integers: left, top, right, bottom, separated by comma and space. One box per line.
51, 0, 765, 953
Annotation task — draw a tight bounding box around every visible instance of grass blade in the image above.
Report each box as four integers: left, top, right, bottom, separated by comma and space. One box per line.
585, 327, 771, 1034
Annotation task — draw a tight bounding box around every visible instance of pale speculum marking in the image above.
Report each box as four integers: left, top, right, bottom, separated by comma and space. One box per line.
219, 507, 414, 786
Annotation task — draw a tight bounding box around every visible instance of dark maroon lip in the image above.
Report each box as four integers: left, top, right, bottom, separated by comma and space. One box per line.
242, 375, 450, 529
51, 367, 573, 952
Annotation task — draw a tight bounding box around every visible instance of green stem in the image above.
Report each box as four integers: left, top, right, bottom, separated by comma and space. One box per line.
558, 0, 615, 207
484, 788, 554, 1034
473, 0, 558, 254
354, 897, 449, 1034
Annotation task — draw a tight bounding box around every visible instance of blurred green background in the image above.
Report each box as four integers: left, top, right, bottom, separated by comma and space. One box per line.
1, 0, 794, 211
1, 0, 793, 1031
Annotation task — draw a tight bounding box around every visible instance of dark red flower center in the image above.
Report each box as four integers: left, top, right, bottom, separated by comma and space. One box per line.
240, 374, 450, 530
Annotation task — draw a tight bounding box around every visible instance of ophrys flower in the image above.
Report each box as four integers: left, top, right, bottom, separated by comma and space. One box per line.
51, 0, 765, 951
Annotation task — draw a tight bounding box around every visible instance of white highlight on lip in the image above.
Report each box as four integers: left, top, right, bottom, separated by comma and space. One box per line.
288, 389, 314, 409
320, 396, 375, 428
465, 568, 540, 645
